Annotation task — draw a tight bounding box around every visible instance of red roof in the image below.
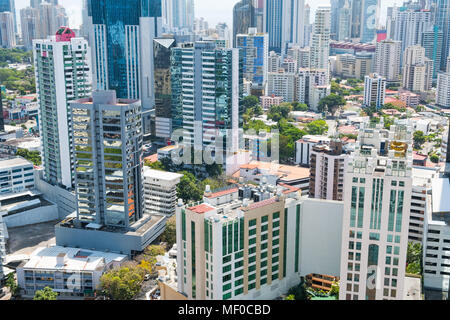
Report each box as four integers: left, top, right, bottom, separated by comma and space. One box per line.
244, 197, 278, 211
205, 188, 238, 198
144, 154, 158, 163
188, 204, 215, 214
279, 183, 300, 194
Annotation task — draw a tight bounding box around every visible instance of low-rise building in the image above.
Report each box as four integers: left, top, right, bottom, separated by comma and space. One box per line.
17, 246, 127, 298
143, 167, 183, 217
260, 95, 283, 111
0, 157, 35, 195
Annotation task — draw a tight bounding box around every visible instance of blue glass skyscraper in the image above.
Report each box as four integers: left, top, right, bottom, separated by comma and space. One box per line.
0, 0, 16, 33
87, 0, 162, 110
436, 0, 450, 70
360, 0, 379, 43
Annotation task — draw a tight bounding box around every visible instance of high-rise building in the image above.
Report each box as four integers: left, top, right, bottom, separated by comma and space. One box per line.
0, 11, 15, 48
392, 9, 432, 66
33, 27, 92, 189
0, 86, 4, 132
233, 0, 256, 48
31, 0, 59, 8
86, 0, 162, 110
70, 90, 143, 227
162, 0, 195, 32
175, 182, 344, 300
267, 71, 297, 103
303, 4, 312, 47
153, 36, 177, 140
436, 0, 450, 71
363, 73, 386, 108
310, 7, 331, 82
339, 120, 413, 300
351, 0, 362, 39
309, 140, 348, 201
263, 0, 305, 54
20, 7, 41, 50
0, 0, 16, 33
236, 28, 269, 92
335, 53, 373, 79
402, 45, 434, 93
436, 71, 450, 108
374, 40, 402, 82
421, 24, 443, 79
268, 50, 281, 72
287, 46, 310, 69
0, 214, 5, 281
297, 68, 329, 110
360, 0, 380, 43
170, 41, 242, 157
38, 2, 69, 39
56, 91, 167, 256
331, 0, 352, 41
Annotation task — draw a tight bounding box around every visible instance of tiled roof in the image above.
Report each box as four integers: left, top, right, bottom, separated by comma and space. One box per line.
205, 188, 238, 198
188, 203, 215, 214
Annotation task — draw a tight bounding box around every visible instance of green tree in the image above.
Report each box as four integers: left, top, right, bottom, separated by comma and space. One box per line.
177, 171, 203, 203
160, 216, 176, 247
284, 294, 295, 300
100, 266, 144, 300
33, 287, 58, 300
306, 120, 328, 135
5, 273, 20, 297
292, 102, 308, 111
329, 281, 339, 298
318, 94, 347, 114
16, 148, 41, 166
413, 131, 426, 149
406, 242, 422, 275
242, 95, 260, 111
146, 160, 165, 171
430, 154, 439, 163
145, 245, 166, 257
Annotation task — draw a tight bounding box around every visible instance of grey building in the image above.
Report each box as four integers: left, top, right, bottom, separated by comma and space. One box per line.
55, 91, 166, 256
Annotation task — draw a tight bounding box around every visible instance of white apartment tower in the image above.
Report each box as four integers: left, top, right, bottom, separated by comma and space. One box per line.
436, 67, 450, 109
0, 12, 15, 48
374, 40, 402, 82
339, 120, 413, 300
402, 45, 433, 93
33, 27, 92, 189
310, 7, 331, 83
363, 73, 386, 108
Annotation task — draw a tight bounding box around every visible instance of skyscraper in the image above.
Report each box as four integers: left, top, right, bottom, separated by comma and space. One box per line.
33, 27, 92, 189
0, 0, 16, 33
421, 24, 443, 78
360, 0, 380, 43
436, 0, 450, 70
38, 2, 69, 39
351, 0, 362, 39
20, 7, 41, 50
162, 0, 194, 31
339, 120, 413, 300
233, 0, 255, 48
236, 28, 269, 93
310, 7, 331, 82
86, 0, 162, 110
70, 90, 144, 227
170, 41, 243, 162
0, 11, 15, 48
374, 40, 402, 82
263, 0, 305, 54
402, 45, 434, 93
153, 36, 177, 140
331, 0, 352, 41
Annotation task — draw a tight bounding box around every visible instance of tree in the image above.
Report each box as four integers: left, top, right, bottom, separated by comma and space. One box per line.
430, 154, 439, 163
160, 216, 176, 247
292, 102, 308, 111
242, 95, 260, 111
145, 244, 166, 258
33, 287, 58, 300
100, 266, 145, 300
329, 281, 339, 298
318, 94, 347, 115
16, 148, 41, 166
406, 242, 422, 275
177, 171, 203, 203
284, 294, 295, 300
146, 160, 165, 171
306, 120, 328, 135
413, 131, 426, 149
5, 273, 20, 297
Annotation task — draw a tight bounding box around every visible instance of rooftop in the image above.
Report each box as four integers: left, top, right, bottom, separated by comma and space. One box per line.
0, 156, 33, 169
143, 167, 183, 181
188, 203, 216, 214
22, 246, 127, 272
431, 178, 450, 214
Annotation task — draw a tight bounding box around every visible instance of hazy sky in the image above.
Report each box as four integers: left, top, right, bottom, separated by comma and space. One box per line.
15, 0, 405, 30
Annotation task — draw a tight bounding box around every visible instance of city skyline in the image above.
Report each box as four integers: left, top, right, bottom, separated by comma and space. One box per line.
13, 0, 405, 31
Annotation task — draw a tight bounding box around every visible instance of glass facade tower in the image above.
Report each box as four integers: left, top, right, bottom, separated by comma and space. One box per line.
87, 0, 162, 110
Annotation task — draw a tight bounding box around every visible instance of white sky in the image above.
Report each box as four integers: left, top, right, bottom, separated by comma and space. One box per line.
15, 0, 405, 30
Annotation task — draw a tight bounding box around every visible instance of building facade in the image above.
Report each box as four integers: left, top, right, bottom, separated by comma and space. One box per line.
0, 157, 35, 195
339, 120, 413, 300
86, 0, 162, 109
363, 73, 386, 109
33, 28, 92, 189
374, 40, 401, 82
0, 11, 15, 48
